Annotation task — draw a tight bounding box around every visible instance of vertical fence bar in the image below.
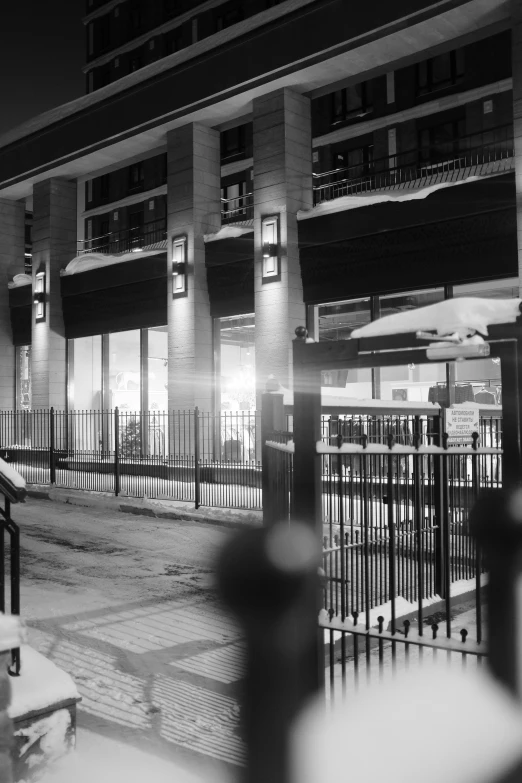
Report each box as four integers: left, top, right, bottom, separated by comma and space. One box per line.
194, 407, 200, 510
49, 407, 56, 485
114, 407, 120, 497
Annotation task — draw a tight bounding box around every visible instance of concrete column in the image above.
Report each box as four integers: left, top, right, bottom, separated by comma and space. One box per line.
513, 1, 522, 295
166, 123, 220, 411
253, 88, 312, 402
31, 179, 76, 410
0, 199, 25, 409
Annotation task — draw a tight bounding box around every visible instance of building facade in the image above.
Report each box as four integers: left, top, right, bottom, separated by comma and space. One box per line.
0, 0, 521, 417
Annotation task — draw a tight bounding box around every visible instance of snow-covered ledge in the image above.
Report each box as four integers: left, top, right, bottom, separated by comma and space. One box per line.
61, 249, 165, 276
204, 225, 254, 242
8, 274, 32, 289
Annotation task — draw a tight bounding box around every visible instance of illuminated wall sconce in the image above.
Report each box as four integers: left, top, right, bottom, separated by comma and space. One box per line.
172, 235, 187, 297
33, 272, 46, 321
261, 215, 279, 280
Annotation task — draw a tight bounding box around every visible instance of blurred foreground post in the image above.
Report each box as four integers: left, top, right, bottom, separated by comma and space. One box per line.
217, 522, 321, 783
472, 487, 522, 700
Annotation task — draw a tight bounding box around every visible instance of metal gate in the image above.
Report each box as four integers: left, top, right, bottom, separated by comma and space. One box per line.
263, 318, 522, 699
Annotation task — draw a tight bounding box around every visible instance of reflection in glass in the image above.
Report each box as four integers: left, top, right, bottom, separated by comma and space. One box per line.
218, 314, 255, 412
148, 327, 168, 412
109, 330, 140, 411
71, 336, 102, 410
16, 346, 31, 411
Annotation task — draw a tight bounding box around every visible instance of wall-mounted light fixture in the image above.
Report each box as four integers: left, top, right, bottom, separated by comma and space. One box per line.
172, 235, 187, 297
33, 272, 46, 321
261, 215, 279, 280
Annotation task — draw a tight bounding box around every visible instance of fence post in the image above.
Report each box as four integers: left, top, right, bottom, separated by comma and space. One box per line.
194, 407, 200, 509
261, 391, 284, 527
432, 412, 446, 597
49, 407, 56, 485
114, 407, 120, 497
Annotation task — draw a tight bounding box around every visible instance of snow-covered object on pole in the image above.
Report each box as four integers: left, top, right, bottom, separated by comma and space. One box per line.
0, 459, 26, 504
351, 297, 522, 340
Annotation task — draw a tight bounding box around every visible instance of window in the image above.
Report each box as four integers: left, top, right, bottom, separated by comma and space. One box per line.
215, 5, 243, 31
216, 315, 256, 415
416, 49, 465, 95
221, 126, 246, 159
129, 54, 143, 72
16, 346, 31, 411
128, 162, 144, 192
95, 13, 111, 53
333, 144, 374, 179
100, 174, 110, 202
331, 82, 372, 125
166, 28, 184, 54
129, 2, 142, 32
221, 180, 249, 221
418, 119, 466, 165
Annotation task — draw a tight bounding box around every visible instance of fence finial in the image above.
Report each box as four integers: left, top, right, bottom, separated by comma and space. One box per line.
294, 326, 308, 341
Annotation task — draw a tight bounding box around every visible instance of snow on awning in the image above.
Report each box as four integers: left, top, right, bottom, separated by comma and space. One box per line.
204, 225, 254, 242
61, 250, 166, 276
8, 274, 32, 289
351, 297, 522, 340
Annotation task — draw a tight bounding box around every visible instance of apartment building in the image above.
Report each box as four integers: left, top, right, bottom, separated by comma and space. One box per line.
0, 0, 520, 415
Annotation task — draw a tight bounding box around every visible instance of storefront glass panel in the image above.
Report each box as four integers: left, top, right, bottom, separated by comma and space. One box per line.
148, 326, 168, 411
70, 336, 102, 410
217, 314, 255, 411
108, 330, 141, 411
318, 298, 372, 397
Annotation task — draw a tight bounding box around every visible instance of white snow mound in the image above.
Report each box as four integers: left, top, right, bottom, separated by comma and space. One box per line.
351, 297, 522, 339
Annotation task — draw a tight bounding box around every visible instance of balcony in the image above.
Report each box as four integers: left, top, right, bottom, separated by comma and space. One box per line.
221, 192, 254, 225
313, 124, 514, 207
78, 217, 167, 255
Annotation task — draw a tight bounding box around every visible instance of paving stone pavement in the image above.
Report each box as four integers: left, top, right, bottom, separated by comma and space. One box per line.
10, 496, 247, 781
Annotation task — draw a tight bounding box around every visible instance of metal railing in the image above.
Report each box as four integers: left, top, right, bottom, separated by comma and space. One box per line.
313, 124, 514, 205
77, 217, 167, 255
0, 408, 261, 511
221, 192, 254, 224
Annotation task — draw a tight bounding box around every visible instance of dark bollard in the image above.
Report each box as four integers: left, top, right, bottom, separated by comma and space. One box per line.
471, 487, 522, 701
217, 522, 321, 783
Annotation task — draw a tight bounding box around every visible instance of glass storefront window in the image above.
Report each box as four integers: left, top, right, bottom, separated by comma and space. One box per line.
109, 330, 141, 411
16, 346, 31, 410
378, 288, 444, 402
318, 298, 372, 396
70, 336, 102, 410
218, 314, 255, 411
148, 327, 168, 412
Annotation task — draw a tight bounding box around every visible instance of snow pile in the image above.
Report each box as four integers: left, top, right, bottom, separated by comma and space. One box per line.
204, 225, 253, 242
292, 666, 522, 783
298, 175, 490, 219
278, 386, 441, 411
15, 709, 71, 766
61, 250, 165, 276
351, 297, 522, 339
9, 645, 80, 720
8, 274, 32, 289
0, 614, 25, 653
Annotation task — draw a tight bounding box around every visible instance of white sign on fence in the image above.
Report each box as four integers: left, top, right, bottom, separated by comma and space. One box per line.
446, 408, 480, 445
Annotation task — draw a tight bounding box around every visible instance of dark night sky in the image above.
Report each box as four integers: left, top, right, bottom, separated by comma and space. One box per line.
0, 0, 86, 136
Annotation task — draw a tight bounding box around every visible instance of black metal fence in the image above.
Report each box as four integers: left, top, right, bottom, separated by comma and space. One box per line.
265, 411, 498, 697
0, 408, 261, 510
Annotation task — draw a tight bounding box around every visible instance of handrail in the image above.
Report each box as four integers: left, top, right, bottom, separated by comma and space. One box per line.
313, 123, 514, 204
77, 216, 167, 255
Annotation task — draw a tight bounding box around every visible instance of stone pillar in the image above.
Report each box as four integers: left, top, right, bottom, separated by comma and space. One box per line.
166, 123, 220, 411
253, 88, 312, 404
513, 1, 522, 295
31, 179, 76, 410
0, 200, 25, 409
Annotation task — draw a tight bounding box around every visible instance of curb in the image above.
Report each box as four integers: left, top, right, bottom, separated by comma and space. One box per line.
26, 486, 262, 530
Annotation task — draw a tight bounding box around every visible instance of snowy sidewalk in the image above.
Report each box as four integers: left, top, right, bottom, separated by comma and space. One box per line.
12, 497, 247, 781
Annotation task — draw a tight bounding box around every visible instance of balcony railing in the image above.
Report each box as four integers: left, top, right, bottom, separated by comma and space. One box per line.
221, 193, 254, 224
78, 217, 167, 255
313, 124, 514, 206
